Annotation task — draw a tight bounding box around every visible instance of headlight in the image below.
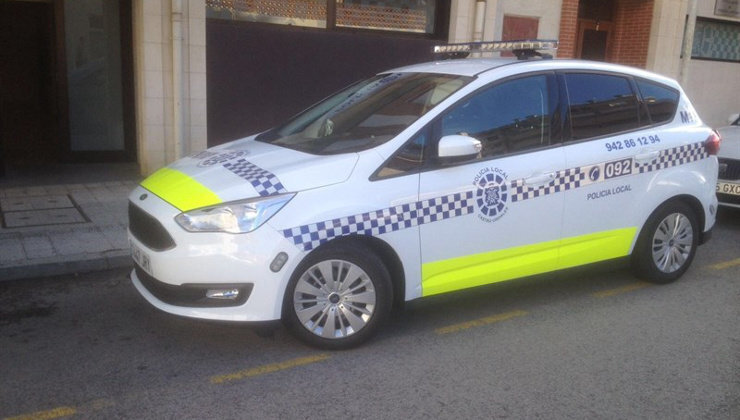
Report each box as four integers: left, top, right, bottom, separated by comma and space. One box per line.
175, 194, 294, 234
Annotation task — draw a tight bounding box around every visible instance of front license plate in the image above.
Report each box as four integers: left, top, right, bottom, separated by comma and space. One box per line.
717, 181, 740, 196
130, 240, 152, 276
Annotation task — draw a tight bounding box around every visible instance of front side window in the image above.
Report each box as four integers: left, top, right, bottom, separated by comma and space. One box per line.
440, 74, 554, 158
257, 72, 471, 154
374, 130, 428, 179
565, 73, 640, 140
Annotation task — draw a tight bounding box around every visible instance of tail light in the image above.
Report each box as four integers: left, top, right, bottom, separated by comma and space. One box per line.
704, 131, 721, 156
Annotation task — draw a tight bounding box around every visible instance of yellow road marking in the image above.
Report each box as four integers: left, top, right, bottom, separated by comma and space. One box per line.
76, 399, 115, 415
708, 258, 740, 271
435, 310, 528, 335
4, 406, 76, 420
210, 354, 331, 384
593, 282, 651, 298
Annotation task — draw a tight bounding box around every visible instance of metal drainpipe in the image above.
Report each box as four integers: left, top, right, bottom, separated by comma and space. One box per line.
473, 0, 486, 41
172, 0, 185, 160
472, 0, 487, 57
679, 0, 697, 87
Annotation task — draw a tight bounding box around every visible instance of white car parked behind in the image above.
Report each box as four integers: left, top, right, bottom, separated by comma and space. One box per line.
717, 113, 740, 208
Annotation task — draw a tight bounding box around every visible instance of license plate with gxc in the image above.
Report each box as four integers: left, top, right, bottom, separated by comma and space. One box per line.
717, 181, 740, 196
130, 240, 152, 275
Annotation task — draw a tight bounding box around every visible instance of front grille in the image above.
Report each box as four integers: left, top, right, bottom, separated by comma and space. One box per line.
718, 158, 740, 180
129, 202, 176, 251
717, 192, 740, 206
135, 264, 252, 308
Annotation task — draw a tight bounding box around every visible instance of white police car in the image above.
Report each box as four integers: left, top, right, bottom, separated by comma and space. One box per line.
128, 40, 719, 349
717, 113, 740, 208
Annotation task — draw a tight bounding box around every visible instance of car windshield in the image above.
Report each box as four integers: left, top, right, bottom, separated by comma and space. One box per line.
256, 72, 472, 155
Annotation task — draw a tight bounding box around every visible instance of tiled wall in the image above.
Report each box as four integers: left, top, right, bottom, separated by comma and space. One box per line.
133, 0, 207, 175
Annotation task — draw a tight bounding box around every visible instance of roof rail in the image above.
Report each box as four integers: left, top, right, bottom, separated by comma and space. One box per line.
433, 39, 558, 60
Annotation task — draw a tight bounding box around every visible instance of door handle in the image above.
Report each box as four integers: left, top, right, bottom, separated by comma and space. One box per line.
634, 150, 660, 163
524, 172, 556, 186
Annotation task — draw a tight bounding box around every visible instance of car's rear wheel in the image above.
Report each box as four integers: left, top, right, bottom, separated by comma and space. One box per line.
283, 242, 392, 349
633, 201, 698, 284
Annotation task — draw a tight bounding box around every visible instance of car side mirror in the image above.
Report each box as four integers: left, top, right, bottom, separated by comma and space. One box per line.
438, 135, 482, 163
729, 113, 739, 126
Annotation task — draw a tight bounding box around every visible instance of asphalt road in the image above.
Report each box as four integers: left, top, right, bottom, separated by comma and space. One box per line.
1, 209, 739, 420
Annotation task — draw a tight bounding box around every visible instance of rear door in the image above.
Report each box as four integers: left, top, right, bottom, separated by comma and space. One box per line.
417, 72, 568, 296
558, 72, 672, 268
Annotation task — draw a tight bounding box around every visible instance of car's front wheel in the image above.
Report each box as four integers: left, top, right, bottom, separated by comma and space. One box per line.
633, 201, 699, 284
283, 242, 392, 349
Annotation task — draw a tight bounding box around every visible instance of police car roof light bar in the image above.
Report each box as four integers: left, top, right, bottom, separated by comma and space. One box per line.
433, 39, 558, 60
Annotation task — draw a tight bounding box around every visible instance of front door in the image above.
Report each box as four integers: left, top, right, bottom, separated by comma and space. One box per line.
418, 73, 567, 297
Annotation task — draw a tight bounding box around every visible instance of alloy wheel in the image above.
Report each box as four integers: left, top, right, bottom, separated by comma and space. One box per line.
651, 212, 694, 273
293, 259, 377, 339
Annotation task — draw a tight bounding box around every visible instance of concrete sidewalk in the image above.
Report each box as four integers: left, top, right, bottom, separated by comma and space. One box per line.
0, 180, 138, 281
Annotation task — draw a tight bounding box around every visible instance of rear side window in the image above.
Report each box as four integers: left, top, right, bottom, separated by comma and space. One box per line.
636, 79, 679, 124
565, 73, 640, 140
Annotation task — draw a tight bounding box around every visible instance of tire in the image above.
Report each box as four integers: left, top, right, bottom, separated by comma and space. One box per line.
632, 201, 699, 284
283, 242, 392, 349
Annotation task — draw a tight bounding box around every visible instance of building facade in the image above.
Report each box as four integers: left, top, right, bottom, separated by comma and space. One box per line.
0, 0, 737, 177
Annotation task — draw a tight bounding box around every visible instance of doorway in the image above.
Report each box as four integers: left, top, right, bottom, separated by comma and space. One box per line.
0, 0, 135, 177
575, 0, 615, 61
0, 1, 57, 169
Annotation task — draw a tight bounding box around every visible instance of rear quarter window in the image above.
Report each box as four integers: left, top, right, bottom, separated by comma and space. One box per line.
635, 79, 680, 125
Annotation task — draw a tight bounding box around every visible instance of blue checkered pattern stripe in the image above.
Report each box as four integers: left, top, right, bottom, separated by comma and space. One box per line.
510, 168, 585, 203
634, 142, 708, 174
223, 159, 287, 196
282, 192, 474, 251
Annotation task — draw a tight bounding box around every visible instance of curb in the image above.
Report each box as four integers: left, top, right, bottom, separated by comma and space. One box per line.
0, 251, 132, 282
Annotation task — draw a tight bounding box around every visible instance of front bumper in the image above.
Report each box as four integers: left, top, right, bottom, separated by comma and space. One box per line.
716, 179, 740, 208
128, 186, 305, 322
717, 157, 740, 208
133, 263, 253, 307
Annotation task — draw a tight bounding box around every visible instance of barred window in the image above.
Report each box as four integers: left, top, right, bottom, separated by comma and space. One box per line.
691, 18, 740, 63
206, 0, 442, 36
207, 0, 327, 28
336, 1, 436, 34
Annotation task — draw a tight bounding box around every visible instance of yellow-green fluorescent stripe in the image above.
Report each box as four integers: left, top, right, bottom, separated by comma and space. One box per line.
421, 227, 637, 297
558, 227, 637, 270
141, 167, 222, 211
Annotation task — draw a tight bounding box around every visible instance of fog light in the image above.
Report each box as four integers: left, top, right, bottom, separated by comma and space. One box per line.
709, 204, 716, 216
206, 289, 240, 300
270, 252, 289, 272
